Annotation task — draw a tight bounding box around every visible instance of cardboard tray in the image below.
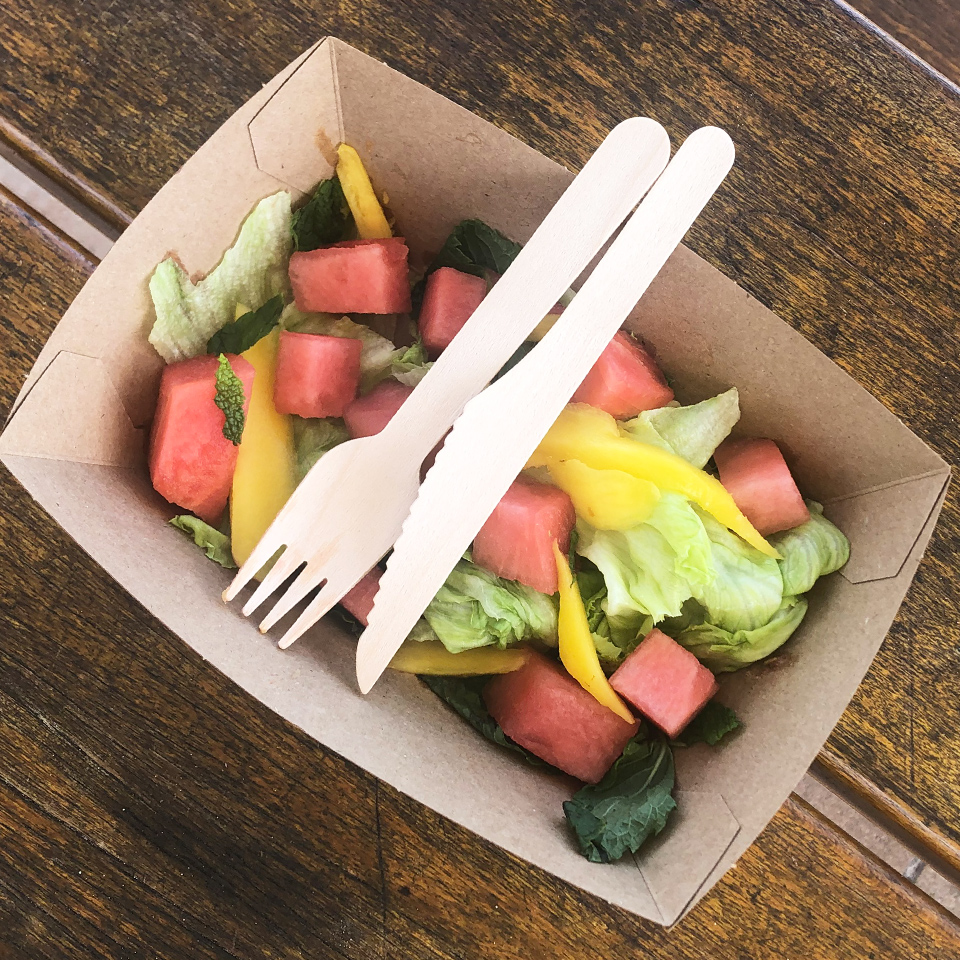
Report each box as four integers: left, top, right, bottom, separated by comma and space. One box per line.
0, 38, 950, 926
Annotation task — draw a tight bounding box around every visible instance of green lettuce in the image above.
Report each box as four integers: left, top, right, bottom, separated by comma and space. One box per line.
389, 340, 433, 387
668, 595, 808, 673
282, 306, 398, 392
292, 417, 349, 481
576, 492, 714, 627
692, 508, 783, 632
292, 176, 352, 251
149, 191, 292, 361
563, 730, 676, 863
423, 559, 558, 654
622, 388, 740, 468
169, 516, 236, 569
771, 501, 850, 595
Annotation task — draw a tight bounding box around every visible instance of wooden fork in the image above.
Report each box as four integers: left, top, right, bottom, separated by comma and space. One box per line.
222, 118, 672, 644
355, 126, 736, 692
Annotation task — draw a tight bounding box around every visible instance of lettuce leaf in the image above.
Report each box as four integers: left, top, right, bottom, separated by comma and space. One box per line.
668, 595, 808, 673
576, 492, 714, 626
420, 675, 547, 767
282, 306, 398, 392
206, 295, 283, 355
389, 340, 433, 387
292, 417, 349, 481
169, 516, 236, 569
622, 388, 740, 468
149, 191, 292, 362
771, 501, 850, 595
671, 701, 741, 747
423, 559, 558, 654
563, 730, 676, 863
292, 176, 352, 251
692, 508, 783, 632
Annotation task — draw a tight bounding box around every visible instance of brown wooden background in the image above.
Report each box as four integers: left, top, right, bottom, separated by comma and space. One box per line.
1, 0, 960, 955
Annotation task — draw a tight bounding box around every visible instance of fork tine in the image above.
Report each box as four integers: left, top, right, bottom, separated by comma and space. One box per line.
239, 546, 307, 617
275, 576, 348, 649
256, 560, 331, 633
223, 529, 288, 602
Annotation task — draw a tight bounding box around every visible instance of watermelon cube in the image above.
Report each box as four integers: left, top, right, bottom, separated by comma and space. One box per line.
714, 438, 810, 536
340, 568, 382, 626
289, 237, 412, 314
149, 353, 255, 525
610, 628, 718, 739
342, 379, 414, 439
484, 650, 640, 783
419, 266, 488, 356
472, 478, 575, 594
273, 331, 363, 418
571, 331, 674, 419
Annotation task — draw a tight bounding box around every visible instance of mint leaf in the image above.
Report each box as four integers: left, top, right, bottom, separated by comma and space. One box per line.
214, 354, 246, 445
206, 295, 283, 355
671, 701, 741, 747
169, 516, 237, 569
563, 732, 676, 863
420, 675, 547, 767
292, 176, 352, 251
432, 219, 522, 278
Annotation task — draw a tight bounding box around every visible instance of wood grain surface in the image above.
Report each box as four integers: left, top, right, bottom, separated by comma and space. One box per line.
1, 184, 959, 955
853, 0, 960, 83
1, 0, 958, 872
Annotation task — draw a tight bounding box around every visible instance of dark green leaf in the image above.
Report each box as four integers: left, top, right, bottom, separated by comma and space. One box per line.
431, 219, 522, 278
169, 516, 236, 569
206, 295, 283, 355
214, 353, 246, 445
671, 700, 741, 747
292, 176, 353, 251
420, 675, 548, 767
563, 732, 676, 863
493, 340, 537, 382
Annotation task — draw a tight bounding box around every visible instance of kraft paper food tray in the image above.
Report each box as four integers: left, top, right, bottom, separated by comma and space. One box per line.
0, 38, 950, 926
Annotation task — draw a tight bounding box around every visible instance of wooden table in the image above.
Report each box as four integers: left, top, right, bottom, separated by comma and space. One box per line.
1, 0, 959, 955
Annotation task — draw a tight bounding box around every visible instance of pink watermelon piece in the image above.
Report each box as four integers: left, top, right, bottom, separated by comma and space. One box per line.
472, 477, 575, 595
571, 331, 674, 418
340, 568, 383, 626
289, 237, 412, 314
149, 353, 255, 525
419, 266, 488, 356
342, 380, 414, 439
610, 628, 718, 739
484, 650, 640, 783
714, 438, 810, 536
273, 331, 363, 418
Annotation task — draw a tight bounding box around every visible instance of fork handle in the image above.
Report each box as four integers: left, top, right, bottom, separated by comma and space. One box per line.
384, 117, 671, 459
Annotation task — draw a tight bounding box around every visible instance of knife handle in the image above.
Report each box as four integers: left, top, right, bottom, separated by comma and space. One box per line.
384, 117, 671, 460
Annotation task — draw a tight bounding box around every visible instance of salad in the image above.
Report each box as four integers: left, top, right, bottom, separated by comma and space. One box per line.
146, 143, 850, 864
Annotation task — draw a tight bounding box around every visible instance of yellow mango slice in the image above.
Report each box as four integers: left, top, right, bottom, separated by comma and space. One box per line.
336, 143, 392, 240
548, 458, 660, 530
554, 543, 635, 722
388, 639, 531, 676
527, 312, 562, 342
230, 326, 297, 570
532, 405, 778, 557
